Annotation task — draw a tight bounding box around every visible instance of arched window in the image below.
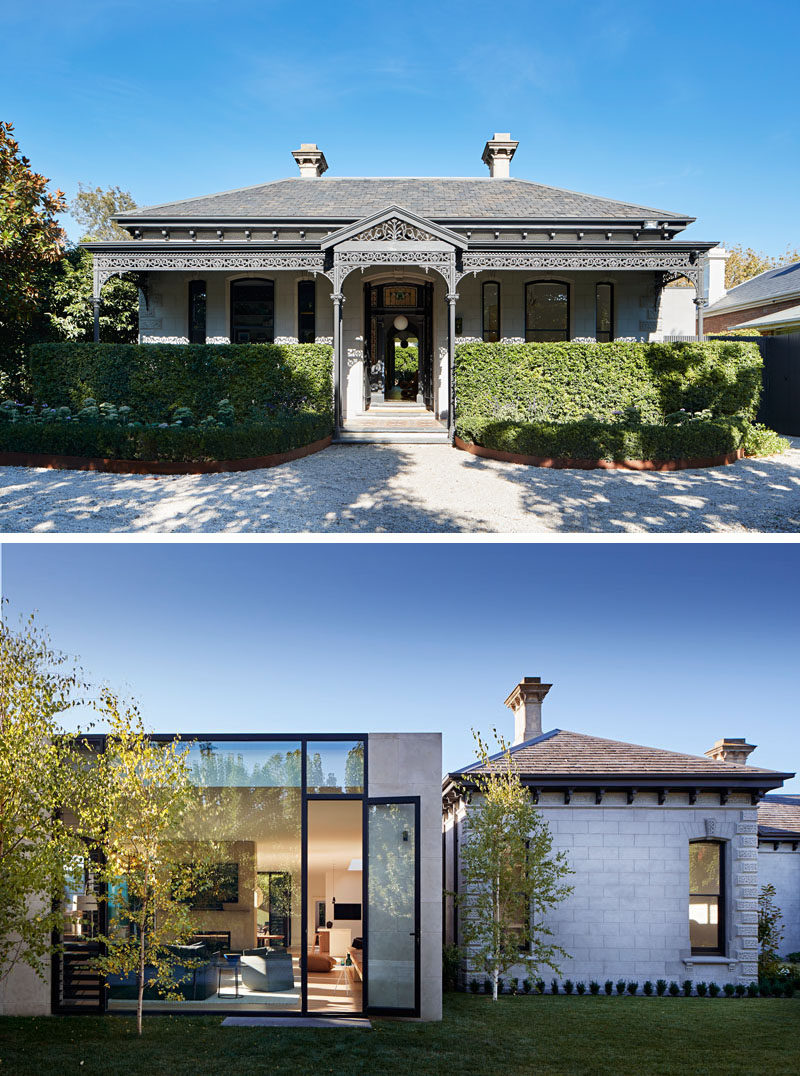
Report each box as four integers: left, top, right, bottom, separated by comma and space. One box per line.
689, 840, 725, 954
525, 281, 569, 342
482, 281, 500, 342
595, 283, 614, 342
188, 280, 206, 344
230, 279, 274, 343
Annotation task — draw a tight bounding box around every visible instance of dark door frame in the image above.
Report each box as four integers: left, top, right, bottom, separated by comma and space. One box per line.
363, 282, 434, 410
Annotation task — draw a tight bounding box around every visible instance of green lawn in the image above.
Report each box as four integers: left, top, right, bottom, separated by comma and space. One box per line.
2, 995, 799, 1076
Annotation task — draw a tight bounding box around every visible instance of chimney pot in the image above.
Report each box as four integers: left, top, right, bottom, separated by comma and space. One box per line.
504, 676, 552, 745
705, 737, 757, 765
292, 143, 328, 178
482, 132, 519, 178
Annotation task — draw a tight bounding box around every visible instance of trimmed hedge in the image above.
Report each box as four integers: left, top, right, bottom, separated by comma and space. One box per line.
27, 342, 333, 423
455, 340, 763, 425
0, 411, 332, 463
457, 414, 746, 462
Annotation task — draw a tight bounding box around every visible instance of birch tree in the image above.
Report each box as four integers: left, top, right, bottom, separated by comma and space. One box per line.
456, 733, 572, 1001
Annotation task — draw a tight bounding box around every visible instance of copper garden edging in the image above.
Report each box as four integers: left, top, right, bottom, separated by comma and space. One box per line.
0, 435, 332, 475
453, 435, 745, 471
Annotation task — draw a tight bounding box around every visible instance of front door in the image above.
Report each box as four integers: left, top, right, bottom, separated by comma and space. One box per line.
363, 284, 434, 410
365, 798, 420, 1017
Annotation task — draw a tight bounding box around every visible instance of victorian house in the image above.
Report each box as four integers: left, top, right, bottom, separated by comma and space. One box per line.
85, 134, 722, 441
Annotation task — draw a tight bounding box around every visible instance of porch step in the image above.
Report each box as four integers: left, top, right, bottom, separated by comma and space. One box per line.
334, 430, 451, 444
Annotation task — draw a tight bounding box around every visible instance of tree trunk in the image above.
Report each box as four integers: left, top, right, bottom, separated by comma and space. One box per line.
492, 966, 498, 1002
137, 928, 145, 1036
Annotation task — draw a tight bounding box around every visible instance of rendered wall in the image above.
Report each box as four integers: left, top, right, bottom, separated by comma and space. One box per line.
369, 732, 443, 1021
450, 792, 760, 989
0, 895, 52, 1016
758, 845, 800, 957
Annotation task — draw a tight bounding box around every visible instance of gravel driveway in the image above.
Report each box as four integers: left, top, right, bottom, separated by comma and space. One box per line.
0, 441, 799, 533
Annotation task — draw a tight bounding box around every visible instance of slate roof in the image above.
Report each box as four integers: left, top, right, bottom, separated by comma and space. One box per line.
121, 177, 690, 222
451, 728, 788, 779
758, 794, 800, 839
705, 259, 800, 314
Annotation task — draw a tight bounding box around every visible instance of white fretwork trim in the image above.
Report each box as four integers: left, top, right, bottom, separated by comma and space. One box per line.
458, 249, 705, 291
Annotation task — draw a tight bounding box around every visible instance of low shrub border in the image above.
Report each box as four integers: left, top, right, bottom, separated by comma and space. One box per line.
454, 435, 745, 471
463, 978, 794, 998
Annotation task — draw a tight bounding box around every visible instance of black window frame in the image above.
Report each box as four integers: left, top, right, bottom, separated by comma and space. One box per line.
689, 839, 725, 956
188, 279, 207, 345
524, 280, 570, 342
482, 280, 501, 342
595, 282, 614, 343
229, 278, 275, 344
297, 279, 316, 344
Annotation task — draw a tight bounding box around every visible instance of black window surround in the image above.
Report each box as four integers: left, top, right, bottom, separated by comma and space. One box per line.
188, 279, 207, 345
230, 278, 275, 344
298, 279, 316, 343
482, 281, 500, 342
525, 280, 570, 342
689, 839, 725, 955
595, 282, 614, 343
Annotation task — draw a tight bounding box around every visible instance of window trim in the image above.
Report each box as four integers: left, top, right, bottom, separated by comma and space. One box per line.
297, 278, 316, 344
689, 839, 726, 956
595, 281, 614, 343
524, 280, 570, 342
482, 280, 501, 343
229, 277, 275, 344
188, 279, 207, 345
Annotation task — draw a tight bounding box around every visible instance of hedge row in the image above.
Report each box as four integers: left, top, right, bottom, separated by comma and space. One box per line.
27, 343, 333, 423
454, 340, 763, 425
457, 414, 746, 462
0, 411, 332, 463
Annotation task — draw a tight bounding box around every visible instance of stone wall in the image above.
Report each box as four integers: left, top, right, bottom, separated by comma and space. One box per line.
758, 843, 800, 957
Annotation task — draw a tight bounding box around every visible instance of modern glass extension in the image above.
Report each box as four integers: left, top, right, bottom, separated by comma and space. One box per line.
53, 734, 421, 1018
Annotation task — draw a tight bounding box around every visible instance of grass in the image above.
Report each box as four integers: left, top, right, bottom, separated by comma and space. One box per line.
2, 995, 799, 1076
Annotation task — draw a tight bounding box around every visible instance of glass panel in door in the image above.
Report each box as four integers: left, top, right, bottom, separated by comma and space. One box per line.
366, 801, 418, 1014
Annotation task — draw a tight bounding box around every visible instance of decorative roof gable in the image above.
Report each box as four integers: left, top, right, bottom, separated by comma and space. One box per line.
320, 205, 466, 249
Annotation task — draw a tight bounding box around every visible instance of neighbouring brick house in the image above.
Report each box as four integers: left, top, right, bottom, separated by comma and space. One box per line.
442, 676, 795, 989
757, 795, 800, 956
702, 260, 800, 334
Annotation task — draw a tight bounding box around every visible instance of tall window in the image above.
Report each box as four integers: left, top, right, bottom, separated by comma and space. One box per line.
689, 840, 724, 953
482, 281, 500, 342
525, 281, 569, 342
596, 283, 613, 342
298, 280, 316, 343
188, 280, 206, 344
230, 279, 274, 343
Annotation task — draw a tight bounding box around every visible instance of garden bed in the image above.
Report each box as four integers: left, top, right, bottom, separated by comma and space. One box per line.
455, 435, 744, 471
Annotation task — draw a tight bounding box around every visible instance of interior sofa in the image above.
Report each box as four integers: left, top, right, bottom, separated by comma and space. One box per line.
107, 942, 217, 1001
240, 946, 295, 992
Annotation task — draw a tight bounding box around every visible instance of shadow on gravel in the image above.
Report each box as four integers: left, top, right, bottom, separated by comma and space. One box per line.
458, 444, 800, 533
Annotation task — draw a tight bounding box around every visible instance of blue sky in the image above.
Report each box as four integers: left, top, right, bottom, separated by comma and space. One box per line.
2, 0, 798, 254
2, 542, 797, 791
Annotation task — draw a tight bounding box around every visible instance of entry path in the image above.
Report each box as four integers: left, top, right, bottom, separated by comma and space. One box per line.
0, 441, 798, 533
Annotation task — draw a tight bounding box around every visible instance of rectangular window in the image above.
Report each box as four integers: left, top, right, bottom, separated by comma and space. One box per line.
298, 279, 316, 343
482, 282, 500, 342
525, 282, 570, 342
230, 279, 274, 343
596, 283, 613, 342
188, 280, 207, 344
689, 841, 724, 953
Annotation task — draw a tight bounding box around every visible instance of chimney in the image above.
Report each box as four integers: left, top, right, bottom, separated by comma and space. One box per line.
481, 133, 518, 178
705, 738, 757, 765
292, 143, 328, 178
504, 676, 552, 745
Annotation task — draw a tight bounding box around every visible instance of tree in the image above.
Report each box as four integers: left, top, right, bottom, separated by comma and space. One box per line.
0, 124, 66, 395
71, 184, 137, 242
454, 733, 573, 1001
47, 248, 138, 343
0, 613, 89, 1004
82, 696, 211, 1036
758, 883, 785, 978
726, 244, 800, 290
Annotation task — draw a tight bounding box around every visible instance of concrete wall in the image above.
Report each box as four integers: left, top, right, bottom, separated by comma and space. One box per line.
448, 791, 761, 990
658, 286, 697, 337
758, 843, 800, 957
369, 733, 443, 1021
0, 894, 52, 1016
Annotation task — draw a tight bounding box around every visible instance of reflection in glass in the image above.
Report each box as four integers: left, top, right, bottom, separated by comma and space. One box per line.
596, 283, 613, 342
482, 282, 500, 342
306, 741, 364, 794
689, 841, 722, 952
367, 803, 416, 1010
525, 282, 569, 342
230, 279, 274, 343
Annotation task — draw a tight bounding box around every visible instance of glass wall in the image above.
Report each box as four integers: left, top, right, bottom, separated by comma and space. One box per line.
367, 802, 417, 1011
306, 740, 364, 794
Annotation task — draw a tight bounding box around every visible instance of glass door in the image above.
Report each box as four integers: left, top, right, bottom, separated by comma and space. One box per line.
366, 799, 419, 1016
